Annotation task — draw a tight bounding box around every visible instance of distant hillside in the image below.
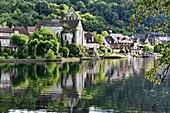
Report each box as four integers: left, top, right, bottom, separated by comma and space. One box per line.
0, 0, 169, 35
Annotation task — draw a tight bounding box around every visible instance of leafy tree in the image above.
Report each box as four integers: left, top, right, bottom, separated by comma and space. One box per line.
142, 44, 154, 53
154, 43, 163, 53
92, 32, 104, 45
34, 0, 50, 15
29, 27, 60, 57
11, 34, 29, 58
11, 34, 29, 47
76, 1, 86, 10
28, 39, 39, 59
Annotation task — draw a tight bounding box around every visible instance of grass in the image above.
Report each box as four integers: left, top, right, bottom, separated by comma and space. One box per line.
62, 57, 80, 62
99, 53, 126, 58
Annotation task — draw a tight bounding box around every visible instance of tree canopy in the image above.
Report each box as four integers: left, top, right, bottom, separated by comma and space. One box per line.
0, 0, 169, 35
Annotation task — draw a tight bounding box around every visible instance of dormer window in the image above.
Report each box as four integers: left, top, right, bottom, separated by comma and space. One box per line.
122, 37, 126, 40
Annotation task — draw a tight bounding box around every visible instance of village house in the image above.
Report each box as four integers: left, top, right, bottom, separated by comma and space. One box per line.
103, 34, 133, 53
84, 32, 99, 51
103, 35, 118, 49
37, 7, 85, 46
0, 27, 30, 51
110, 34, 133, 49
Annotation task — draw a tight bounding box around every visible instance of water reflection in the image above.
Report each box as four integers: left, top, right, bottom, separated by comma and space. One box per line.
0, 58, 169, 112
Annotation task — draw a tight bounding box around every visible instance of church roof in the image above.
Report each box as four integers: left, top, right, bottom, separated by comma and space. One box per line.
64, 7, 80, 20
37, 20, 79, 29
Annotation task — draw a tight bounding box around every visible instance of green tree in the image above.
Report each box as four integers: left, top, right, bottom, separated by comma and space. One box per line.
34, 0, 50, 15
76, 1, 86, 10
154, 43, 162, 53
11, 34, 29, 47
142, 44, 154, 53
11, 34, 29, 59
29, 27, 60, 57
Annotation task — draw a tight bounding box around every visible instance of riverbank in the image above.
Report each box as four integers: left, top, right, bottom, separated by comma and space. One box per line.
0, 54, 126, 63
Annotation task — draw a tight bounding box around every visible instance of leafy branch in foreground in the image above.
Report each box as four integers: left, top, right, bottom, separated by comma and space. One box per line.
145, 43, 170, 84
131, 0, 170, 84
131, 0, 170, 33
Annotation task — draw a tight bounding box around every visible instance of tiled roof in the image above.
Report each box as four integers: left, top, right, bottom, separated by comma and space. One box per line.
0, 28, 14, 33
85, 32, 98, 43
37, 20, 79, 29
85, 32, 93, 39
14, 27, 30, 35
105, 36, 118, 44
27, 26, 36, 32
0, 36, 10, 39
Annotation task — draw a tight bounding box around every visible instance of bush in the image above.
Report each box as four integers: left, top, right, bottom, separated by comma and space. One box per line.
100, 47, 107, 53
31, 54, 36, 59
46, 49, 56, 60
17, 47, 28, 59
60, 47, 69, 58
13, 53, 17, 58
3, 53, 8, 59
107, 47, 112, 53
68, 44, 80, 57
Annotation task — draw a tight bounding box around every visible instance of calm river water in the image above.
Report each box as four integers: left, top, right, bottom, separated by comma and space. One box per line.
0, 58, 170, 113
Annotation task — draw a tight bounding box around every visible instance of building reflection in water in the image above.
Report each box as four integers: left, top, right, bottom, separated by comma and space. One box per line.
0, 58, 158, 112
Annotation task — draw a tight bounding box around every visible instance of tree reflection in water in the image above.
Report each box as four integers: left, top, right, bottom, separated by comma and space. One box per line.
0, 58, 170, 112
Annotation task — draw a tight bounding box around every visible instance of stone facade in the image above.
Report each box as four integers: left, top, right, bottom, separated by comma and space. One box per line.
37, 7, 85, 46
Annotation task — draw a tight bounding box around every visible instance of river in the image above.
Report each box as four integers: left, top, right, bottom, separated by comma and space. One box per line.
0, 58, 170, 113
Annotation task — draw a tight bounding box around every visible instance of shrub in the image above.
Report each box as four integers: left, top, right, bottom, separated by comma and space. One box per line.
60, 47, 69, 57
31, 54, 36, 59
3, 53, 8, 59
68, 44, 80, 57
46, 49, 56, 60
100, 47, 107, 53
107, 47, 112, 53
13, 53, 17, 58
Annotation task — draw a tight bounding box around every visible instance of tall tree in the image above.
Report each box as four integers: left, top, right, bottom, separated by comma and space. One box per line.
34, 0, 50, 15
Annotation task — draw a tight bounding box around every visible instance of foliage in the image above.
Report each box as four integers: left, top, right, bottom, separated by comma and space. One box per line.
142, 44, 154, 53
59, 47, 69, 57
11, 34, 29, 47
154, 43, 163, 53
45, 49, 56, 60
34, 1, 50, 15
145, 43, 170, 84
132, 0, 170, 84
91, 32, 104, 45
0, 0, 169, 35
68, 43, 80, 57
3, 53, 8, 59
3, 48, 12, 55
29, 27, 59, 57
131, 0, 170, 33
